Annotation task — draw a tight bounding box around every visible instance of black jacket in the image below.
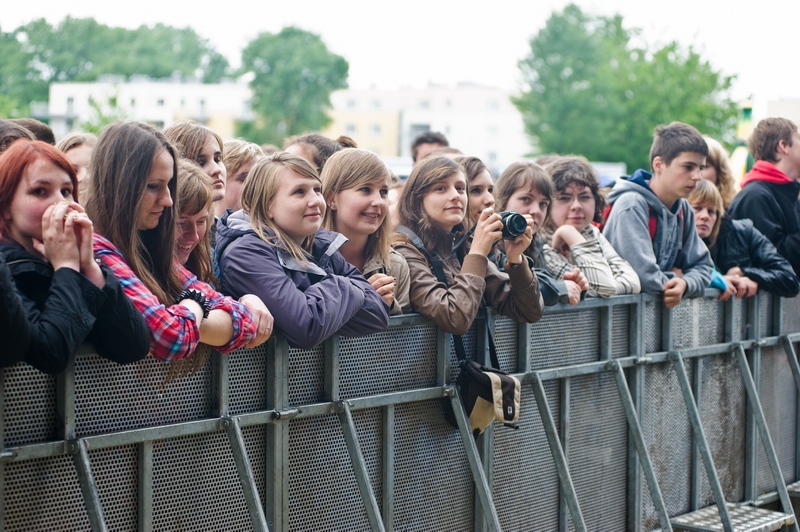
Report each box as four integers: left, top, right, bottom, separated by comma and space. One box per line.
709, 216, 800, 297
0, 253, 32, 367
0, 241, 150, 374
728, 178, 800, 276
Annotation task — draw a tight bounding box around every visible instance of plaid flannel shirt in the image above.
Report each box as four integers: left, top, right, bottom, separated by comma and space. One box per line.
93, 234, 256, 361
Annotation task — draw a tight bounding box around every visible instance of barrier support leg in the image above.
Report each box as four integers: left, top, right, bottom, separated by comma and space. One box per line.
734, 344, 798, 530
610, 361, 672, 531
137, 441, 153, 532
446, 390, 502, 532
530, 373, 586, 532
223, 416, 269, 532
70, 438, 108, 532
334, 400, 386, 532
670, 351, 733, 532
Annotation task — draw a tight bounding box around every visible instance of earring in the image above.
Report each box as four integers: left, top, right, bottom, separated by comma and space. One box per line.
330, 202, 336, 210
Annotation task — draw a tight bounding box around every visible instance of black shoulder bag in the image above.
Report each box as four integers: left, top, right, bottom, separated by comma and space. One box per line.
396, 226, 521, 437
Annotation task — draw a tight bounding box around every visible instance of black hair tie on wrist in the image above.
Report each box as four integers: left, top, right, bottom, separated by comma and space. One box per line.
175, 289, 212, 320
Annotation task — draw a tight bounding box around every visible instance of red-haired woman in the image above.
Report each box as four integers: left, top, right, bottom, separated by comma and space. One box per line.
0, 140, 149, 374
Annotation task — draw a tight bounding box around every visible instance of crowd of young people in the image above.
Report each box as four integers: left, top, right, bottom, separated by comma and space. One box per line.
0, 116, 798, 377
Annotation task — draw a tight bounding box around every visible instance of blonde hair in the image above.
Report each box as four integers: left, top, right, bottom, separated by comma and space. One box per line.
321, 148, 392, 265
177, 159, 216, 285
223, 139, 264, 182
56, 131, 97, 153
240, 152, 323, 264
703, 136, 736, 209
688, 179, 725, 247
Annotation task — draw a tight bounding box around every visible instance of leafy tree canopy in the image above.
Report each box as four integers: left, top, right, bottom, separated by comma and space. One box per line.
513, 4, 737, 171
0, 17, 230, 117
239, 26, 348, 145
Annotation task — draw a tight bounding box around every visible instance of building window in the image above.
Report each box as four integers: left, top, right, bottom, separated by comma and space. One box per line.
66, 97, 74, 115
130, 98, 136, 107
372, 100, 381, 110
487, 152, 497, 163
346, 123, 357, 135
157, 98, 165, 107
347, 99, 356, 109
419, 100, 430, 110
489, 100, 499, 111
370, 124, 381, 137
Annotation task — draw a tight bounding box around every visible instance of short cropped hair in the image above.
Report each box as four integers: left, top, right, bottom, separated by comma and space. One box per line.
9, 118, 55, 145
410, 131, 449, 162
649, 122, 708, 168
748, 117, 797, 163
0, 119, 36, 154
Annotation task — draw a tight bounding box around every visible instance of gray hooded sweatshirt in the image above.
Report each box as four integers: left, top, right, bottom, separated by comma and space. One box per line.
602, 170, 712, 297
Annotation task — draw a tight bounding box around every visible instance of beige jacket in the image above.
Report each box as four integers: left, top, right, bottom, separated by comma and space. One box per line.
394, 239, 544, 335
363, 248, 412, 315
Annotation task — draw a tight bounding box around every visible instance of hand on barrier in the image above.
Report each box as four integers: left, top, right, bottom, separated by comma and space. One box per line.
239, 294, 273, 348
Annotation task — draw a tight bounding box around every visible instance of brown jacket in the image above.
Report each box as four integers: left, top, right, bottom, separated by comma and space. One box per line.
394, 239, 543, 335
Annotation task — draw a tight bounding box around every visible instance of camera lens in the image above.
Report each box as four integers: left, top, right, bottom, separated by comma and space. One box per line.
499, 211, 527, 239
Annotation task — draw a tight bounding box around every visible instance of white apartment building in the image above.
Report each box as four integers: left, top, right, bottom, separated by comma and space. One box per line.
47, 77, 252, 140
323, 83, 531, 175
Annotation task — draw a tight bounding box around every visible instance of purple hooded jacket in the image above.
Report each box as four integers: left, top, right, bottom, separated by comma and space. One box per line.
215, 210, 389, 349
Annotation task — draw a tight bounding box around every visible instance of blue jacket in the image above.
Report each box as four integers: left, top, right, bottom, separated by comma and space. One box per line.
215, 210, 389, 349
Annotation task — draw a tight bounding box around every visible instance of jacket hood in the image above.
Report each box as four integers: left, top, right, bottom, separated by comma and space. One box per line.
741, 160, 794, 187
606, 169, 665, 212
215, 209, 349, 274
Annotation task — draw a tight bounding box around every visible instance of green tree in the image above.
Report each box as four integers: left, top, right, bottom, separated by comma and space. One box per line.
0, 29, 42, 116
513, 4, 737, 171
239, 26, 348, 145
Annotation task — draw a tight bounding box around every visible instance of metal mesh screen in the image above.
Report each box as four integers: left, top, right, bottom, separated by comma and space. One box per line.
641, 361, 694, 530
732, 298, 748, 342
392, 400, 474, 531
757, 344, 796, 494
783, 296, 800, 334
493, 314, 520, 373
288, 344, 324, 406
645, 301, 662, 353
567, 372, 628, 531
611, 305, 631, 357
90, 445, 138, 530
151, 431, 253, 530
759, 292, 774, 337
74, 353, 212, 437
493, 381, 560, 530
697, 298, 725, 346
697, 355, 746, 506
228, 344, 268, 415
2, 363, 57, 446
530, 308, 600, 370
3, 454, 90, 530
339, 324, 438, 398
287, 413, 374, 531
671, 300, 697, 349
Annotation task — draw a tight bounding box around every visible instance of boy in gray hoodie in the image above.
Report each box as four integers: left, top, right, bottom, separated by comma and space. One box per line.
603, 122, 713, 308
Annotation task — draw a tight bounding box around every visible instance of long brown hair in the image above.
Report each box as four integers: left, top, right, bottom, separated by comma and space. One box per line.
321, 148, 392, 265
84, 121, 182, 305
395, 156, 469, 257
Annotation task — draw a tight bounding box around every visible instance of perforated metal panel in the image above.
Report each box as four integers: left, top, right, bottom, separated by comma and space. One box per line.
732, 297, 748, 342
393, 400, 473, 531
697, 355, 745, 506
759, 292, 775, 337
228, 344, 268, 415
697, 298, 725, 346
493, 382, 561, 530
757, 344, 796, 494
288, 344, 324, 405
530, 308, 601, 369
783, 295, 800, 334
645, 301, 662, 353
641, 362, 694, 530
339, 324, 438, 398
493, 314, 520, 373
448, 323, 477, 384
151, 431, 254, 530
611, 305, 631, 357
567, 372, 628, 531
287, 413, 374, 531
2, 363, 56, 446
3, 454, 90, 530
90, 445, 138, 530
74, 353, 212, 437
671, 300, 697, 349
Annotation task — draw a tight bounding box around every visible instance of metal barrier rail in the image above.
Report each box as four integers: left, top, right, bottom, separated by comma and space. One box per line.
2, 292, 799, 531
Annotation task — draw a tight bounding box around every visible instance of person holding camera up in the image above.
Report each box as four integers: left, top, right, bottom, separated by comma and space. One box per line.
392, 156, 543, 336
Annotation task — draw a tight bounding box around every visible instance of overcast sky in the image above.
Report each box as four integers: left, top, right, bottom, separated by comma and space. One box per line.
4, 0, 799, 119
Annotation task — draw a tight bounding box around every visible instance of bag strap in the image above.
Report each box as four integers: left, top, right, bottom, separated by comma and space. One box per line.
397, 224, 499, 367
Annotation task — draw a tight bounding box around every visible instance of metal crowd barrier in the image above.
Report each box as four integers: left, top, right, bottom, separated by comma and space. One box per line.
2, 292, 800, 531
